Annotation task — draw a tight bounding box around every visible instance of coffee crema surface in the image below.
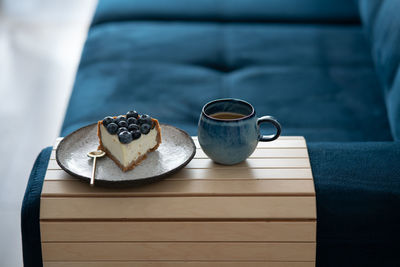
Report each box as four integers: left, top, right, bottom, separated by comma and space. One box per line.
210, 112, 246, 120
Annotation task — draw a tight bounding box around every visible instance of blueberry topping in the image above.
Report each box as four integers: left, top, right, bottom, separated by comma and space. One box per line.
106, 123, 118, 134
127, 117, 138, 125
105, 111, 154, 137
126, 110, 139, 119
102, 116, 114, 127
128, 124, 139, 131
117, 127, 128, 135
118, 120, 128, 128
115, 115, 126, 124
138, 114, 152, 125
118, 131, 133, 144
131, 130, 141, 140
140, 123, 151, 134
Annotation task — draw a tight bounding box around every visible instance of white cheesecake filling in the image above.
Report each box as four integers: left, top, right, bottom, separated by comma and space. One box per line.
100, 124, 158, 167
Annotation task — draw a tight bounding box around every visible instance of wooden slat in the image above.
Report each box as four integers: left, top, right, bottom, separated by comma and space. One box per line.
41, 179, 315, 197
195, 148, 308, 159
43, 261, 315, 267
192, 139, 306, 149
51, 148, 308, 160
53, 137, 63, 149
47, 158, 310, 170
42, 242, 316, 261
52, 136, 306, 150
185, 158, 310, 169
44, 168, 313, 181
40, 221, 316, 242
40, 196, 316, 220
45, 170, 80, 180
47, 160, 61, 170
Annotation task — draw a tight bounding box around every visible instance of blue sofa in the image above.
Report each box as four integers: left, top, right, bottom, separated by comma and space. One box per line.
22, 0, 400, 266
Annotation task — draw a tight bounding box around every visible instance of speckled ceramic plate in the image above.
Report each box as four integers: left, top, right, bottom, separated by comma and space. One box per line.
56, 123, 196, 187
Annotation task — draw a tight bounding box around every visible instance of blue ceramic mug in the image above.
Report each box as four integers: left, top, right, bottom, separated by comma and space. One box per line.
198, 98, 281, 165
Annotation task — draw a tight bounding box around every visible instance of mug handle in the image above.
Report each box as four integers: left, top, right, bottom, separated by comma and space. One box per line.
257, 116, 281, 142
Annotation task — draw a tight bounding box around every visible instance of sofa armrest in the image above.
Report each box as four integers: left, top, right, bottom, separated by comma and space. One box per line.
308, 142, 400, 266
21, 147, 52, 267
20, 143, 400, 266
91, 0, 360, 26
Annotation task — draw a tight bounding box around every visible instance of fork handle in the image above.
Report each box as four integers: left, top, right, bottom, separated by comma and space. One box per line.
90, 157, 97, 186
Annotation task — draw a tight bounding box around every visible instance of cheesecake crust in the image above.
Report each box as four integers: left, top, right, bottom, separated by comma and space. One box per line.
97, 118, 162, 172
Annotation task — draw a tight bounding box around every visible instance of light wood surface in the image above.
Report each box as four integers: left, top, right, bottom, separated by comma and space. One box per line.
41, 221, 316, 242
41, 179, 315, 196
42, 242, 316, 261
41, 136, 316, 265
44, 168, 313, 181
40, 196, 316, 220
52, 136, 307, 150
47, 158, 310, 170
51, 147, 309, 159
43, 261, 315, 267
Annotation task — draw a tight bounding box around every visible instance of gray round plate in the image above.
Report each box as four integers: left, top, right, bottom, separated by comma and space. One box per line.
56, 123, 196, 187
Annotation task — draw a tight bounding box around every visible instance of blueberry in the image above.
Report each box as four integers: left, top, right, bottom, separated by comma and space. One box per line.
118, 131, 133, 144
126, 110, 139, 119
117, 127, 128, 135
140, 123, 151, 134
131, 130, 141, 140
106, 123, 118, 134
138, 114, 152, 125
127, 117, 138, 125
102, 116, 114, 127
118, 120, 128, 128
115, 115, 126, 124
128, 124, 139, 131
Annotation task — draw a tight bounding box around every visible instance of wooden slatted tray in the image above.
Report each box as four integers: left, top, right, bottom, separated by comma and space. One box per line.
41, 136, 316, 267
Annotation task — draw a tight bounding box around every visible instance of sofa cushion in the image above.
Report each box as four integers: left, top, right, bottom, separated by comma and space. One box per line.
92, 0, 359, 26
61, 22, 392, 141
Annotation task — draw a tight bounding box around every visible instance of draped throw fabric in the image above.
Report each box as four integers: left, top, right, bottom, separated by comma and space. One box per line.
357, 0, 400, 139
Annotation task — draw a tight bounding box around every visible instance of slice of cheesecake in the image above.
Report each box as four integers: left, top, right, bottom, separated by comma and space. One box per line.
97, 110, 161, 172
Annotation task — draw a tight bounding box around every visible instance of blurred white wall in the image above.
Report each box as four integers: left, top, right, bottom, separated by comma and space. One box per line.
0, 0, 97, 265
